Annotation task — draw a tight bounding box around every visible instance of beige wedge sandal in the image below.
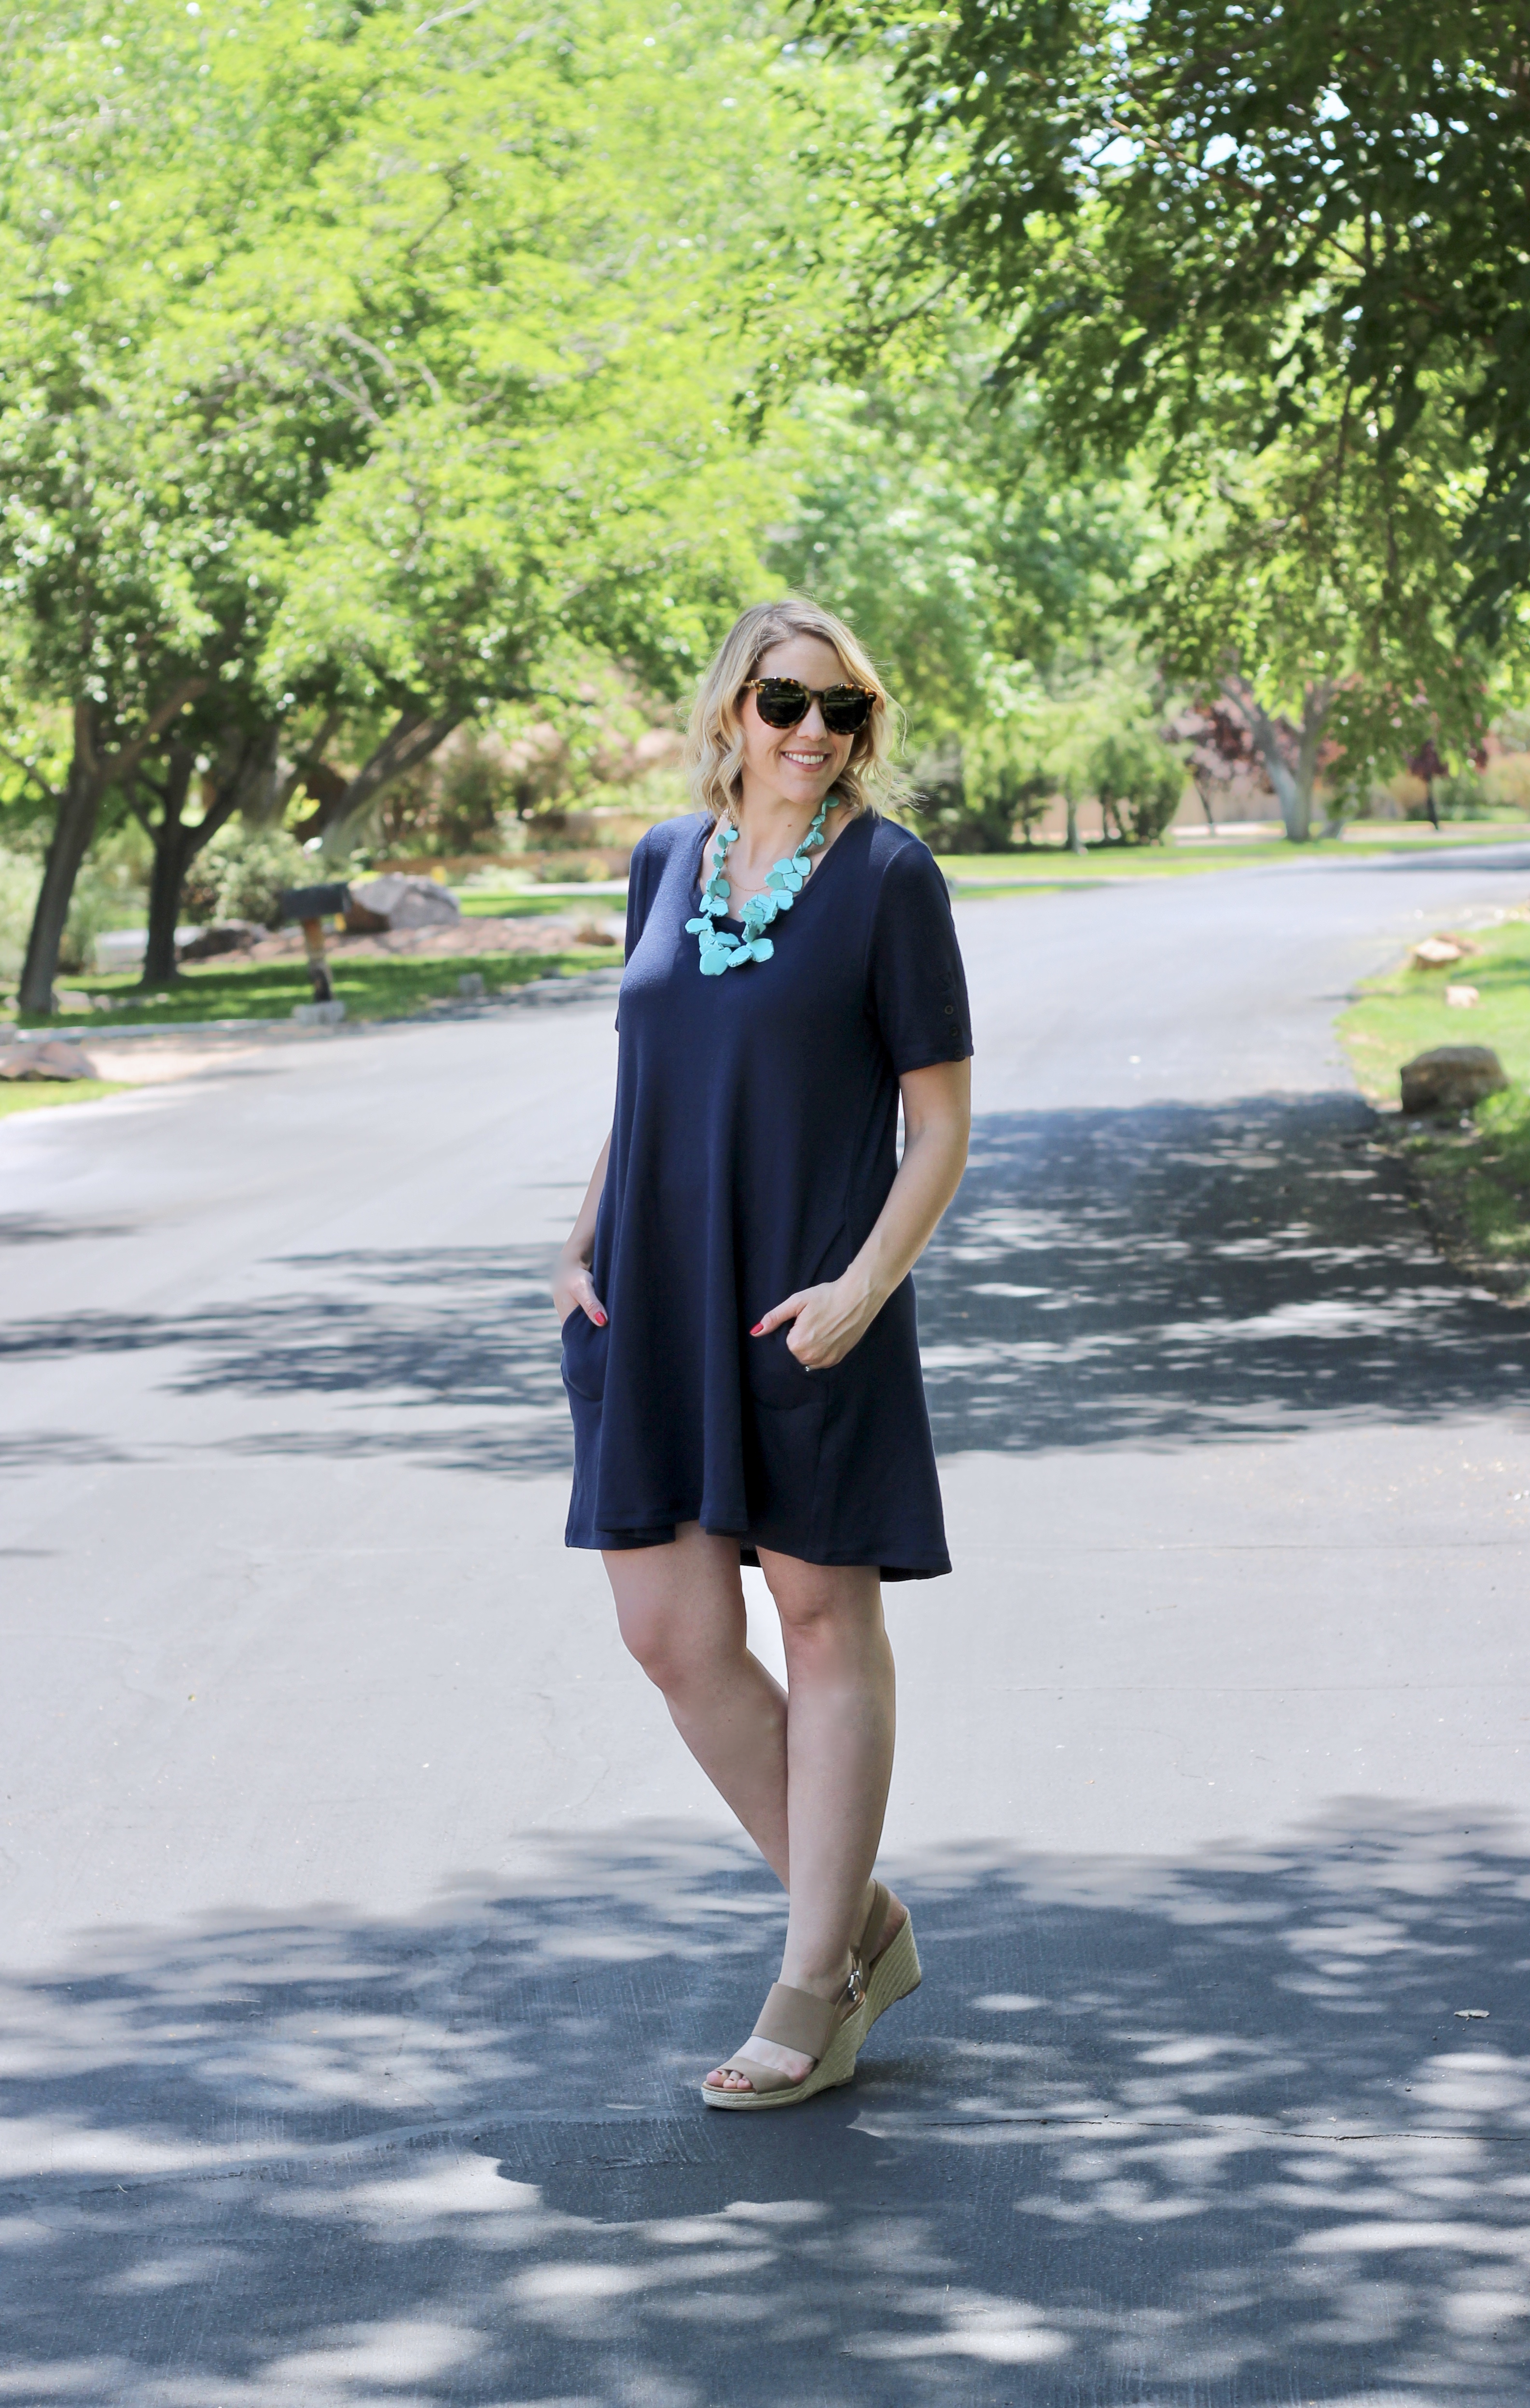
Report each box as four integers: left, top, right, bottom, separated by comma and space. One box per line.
860, 1879, 922, 2035
701, 1965, 868, 2111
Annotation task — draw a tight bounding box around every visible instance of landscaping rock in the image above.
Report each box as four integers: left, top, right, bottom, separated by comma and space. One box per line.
0, 1038, 96, 1081
1399, 1044, 1508, 1114
1445, 984, 1481, 1008
1411, 932, 1479, 969
569, 914, 626, 947
179, 920, 261, 961
347, 874, 460, 931
292, 1000, 346, 1027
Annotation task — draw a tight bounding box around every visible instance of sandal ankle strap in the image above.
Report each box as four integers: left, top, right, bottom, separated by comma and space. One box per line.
856, 1879, 890, 1965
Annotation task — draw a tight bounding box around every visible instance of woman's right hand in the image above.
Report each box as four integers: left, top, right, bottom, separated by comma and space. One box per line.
553, 1244, 607, 1329
555, 1133, 612, 1327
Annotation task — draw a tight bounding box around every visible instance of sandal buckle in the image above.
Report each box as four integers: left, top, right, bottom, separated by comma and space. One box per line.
845, 1961, 867, 2009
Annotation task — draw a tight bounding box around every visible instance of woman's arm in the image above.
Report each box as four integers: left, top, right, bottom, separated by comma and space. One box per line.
754, 1058, 971, 1370
553, 1133, 611, 1326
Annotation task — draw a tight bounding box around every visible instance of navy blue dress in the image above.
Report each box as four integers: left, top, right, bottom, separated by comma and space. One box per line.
561, 808, 972, 1580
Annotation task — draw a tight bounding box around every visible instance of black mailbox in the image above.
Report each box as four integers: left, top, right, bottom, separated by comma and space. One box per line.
277, 883, 352, 1005
278, 883, 351, 923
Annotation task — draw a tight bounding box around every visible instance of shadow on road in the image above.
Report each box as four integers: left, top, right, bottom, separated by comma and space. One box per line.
3, 1805, 1527, 2404
0, 1246, 573, 1477
2, 1091, 1524, 1475
920, 1091, 1528, 1454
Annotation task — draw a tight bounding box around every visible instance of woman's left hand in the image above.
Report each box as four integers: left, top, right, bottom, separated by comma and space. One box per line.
751, 1275, 878, 1371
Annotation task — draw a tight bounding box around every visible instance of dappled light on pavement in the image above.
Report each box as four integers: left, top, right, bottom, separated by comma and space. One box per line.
3, 1810, 1529, 2402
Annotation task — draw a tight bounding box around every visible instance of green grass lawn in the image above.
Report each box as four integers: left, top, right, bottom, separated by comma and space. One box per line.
457, 888, 621, 918
10, 945, 618, 1031
0, 1077, 127, 1119
460, 820, 1530, 911
1339, 913, 1530, 1281
934, 821, 1530, 888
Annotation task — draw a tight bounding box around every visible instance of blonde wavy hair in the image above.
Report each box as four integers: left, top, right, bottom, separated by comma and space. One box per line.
683, 596, 903, 823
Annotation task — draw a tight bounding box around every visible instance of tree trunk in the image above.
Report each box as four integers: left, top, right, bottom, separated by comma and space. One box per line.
17, 679, 210, 1014
138, 727, 271, 985
139, 746, 198, 986
1292, 682, 1334, 840
141, 827, 196, 986
18, 708, 107, 1015
1065, 796, 1086, 855
1222, 674, 1332, 842
292, 707, 464, 850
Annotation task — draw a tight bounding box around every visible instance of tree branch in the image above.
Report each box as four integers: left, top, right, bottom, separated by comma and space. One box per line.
0, 741, 59, 809
276, 707, 344, 813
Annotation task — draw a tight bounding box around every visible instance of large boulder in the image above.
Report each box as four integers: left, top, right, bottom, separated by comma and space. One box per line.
346, 874, 460, 932
1399, 1045, 1508, 1115
0, 1037, 97, 1082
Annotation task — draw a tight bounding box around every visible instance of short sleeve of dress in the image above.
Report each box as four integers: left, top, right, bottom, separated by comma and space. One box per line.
868, 837, 974, 1073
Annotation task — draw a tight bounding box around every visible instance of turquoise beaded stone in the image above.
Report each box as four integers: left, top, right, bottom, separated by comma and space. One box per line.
693, 800, 828, 978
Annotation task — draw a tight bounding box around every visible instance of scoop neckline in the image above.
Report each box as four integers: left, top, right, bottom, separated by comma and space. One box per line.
690, 805, 862, 930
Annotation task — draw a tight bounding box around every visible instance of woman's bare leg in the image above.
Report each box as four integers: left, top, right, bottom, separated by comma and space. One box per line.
603, 1525, 791, 1881
604, 1528, 905, 2095
708, 1551, 900, 2093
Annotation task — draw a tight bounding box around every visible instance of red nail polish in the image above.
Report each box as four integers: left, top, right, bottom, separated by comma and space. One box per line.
750, 1321, 765, 1336
594, 1310, 607, 1326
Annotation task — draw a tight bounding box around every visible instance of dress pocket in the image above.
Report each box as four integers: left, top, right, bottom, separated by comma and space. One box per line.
744, 1322, 835, 1410
560, 1308, 609, 1403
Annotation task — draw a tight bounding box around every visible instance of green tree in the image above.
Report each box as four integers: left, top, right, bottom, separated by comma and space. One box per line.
1, 0, 812, 1007
811, 0, 1529, 824
1143, 392, 1493, 836
768, 358, 1145, 840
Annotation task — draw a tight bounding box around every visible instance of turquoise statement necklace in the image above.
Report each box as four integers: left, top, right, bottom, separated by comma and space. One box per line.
685, 798, 829, 975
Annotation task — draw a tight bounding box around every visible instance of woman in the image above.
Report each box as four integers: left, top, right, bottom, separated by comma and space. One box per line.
553, 597, 972, 2110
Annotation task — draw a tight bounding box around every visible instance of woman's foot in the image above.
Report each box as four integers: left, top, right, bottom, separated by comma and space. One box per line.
704, 1882, 906, 2094
705, 1960, 854, 2093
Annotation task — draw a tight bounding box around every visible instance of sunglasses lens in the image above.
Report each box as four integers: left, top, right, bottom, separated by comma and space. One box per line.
822, 687, 873, 734
752, 680, 810, 728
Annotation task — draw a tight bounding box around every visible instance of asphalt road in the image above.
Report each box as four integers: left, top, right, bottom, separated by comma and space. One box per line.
4, 841, 1530, 2406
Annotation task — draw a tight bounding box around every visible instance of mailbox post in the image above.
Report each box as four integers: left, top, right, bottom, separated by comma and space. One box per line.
277, 883, 351, 1003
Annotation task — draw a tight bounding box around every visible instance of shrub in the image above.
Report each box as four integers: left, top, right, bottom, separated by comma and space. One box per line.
1483, 751, 1530, 811
0, 848, 42, 980
905, 741, 1043, 853
209, 827, 308, 928
56, 868, 124, 974
1090, 731, 1185, 843
1436, 770, 1495, 820
180, 853, 224, 924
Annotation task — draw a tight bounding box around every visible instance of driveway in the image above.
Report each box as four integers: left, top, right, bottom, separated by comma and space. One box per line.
3, 843, 1529, 2404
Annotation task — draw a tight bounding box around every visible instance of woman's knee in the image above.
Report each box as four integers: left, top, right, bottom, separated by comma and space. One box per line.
608, 1557, 747, 1695
770, 1564, 884, 1659
613, 1595, 680, 1686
